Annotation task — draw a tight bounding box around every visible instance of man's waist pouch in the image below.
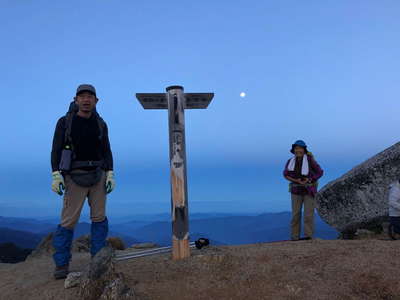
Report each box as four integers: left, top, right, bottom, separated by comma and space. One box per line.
71, 160, 104, 169
68, 161, 104, 187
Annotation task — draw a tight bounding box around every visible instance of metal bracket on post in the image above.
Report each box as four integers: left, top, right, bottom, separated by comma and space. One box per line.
136, 86, 214, 260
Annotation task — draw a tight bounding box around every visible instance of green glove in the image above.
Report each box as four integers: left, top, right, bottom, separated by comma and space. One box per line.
51, 171, 65, 196
105, 170, 115, 194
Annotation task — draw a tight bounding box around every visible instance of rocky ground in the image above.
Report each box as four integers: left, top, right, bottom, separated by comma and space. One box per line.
1, 236, 400, 300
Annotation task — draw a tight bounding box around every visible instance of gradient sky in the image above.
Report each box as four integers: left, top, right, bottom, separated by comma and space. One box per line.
1, 1, 400, 217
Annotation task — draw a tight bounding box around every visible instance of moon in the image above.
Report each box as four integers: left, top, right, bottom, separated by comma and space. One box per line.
240, 92, 246, 98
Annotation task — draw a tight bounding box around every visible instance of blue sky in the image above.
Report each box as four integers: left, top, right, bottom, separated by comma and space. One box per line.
1, 1, 400, 218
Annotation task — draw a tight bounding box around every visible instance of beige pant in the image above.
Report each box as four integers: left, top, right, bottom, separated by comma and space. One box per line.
291, 193, 315, 240
61, 170, 107, 229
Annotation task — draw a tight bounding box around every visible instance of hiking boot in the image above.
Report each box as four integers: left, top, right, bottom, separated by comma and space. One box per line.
54, 264, 69, 280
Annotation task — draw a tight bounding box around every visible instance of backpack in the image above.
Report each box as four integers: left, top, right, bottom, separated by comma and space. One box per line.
58, 101, 106, 173
63, 101, 106, 149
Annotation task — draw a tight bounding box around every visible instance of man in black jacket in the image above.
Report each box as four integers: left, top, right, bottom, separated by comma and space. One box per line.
50, 84, 115, 279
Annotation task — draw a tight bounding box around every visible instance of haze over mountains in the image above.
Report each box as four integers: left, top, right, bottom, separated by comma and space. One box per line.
0, 212, 337, 250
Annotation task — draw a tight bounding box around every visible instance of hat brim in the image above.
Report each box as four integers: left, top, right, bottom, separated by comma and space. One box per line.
76, 90, 96, 96
290, 145, 308, 154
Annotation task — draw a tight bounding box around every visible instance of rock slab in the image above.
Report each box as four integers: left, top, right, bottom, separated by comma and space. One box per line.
316, 142, 400, 233
27, 233, 55, 259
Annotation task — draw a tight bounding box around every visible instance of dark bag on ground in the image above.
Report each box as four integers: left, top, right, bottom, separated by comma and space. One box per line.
195, 238, 210, 249
69, 168, 103, 187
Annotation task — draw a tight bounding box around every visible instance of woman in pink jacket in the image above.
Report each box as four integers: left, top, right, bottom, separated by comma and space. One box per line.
283, 140, 324, 241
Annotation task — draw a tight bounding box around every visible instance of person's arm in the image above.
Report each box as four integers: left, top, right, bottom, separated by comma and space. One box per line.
102, 122, 115, 193
389, 183, 400, 210
51, 117, 65, 172
283, 160, 301, 184
309, 156, 324, 182
102, 123, 114, 171
390, 199, 400, 211
285, 176, 303, 184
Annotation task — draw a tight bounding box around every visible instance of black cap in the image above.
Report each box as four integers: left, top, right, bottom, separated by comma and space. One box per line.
76, 84, 96, 96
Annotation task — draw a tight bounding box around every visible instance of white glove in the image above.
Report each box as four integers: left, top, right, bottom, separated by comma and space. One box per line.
52, 171, 65, 196
105, 171, 115, 194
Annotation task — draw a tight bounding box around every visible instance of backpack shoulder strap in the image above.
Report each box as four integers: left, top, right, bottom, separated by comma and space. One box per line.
63, 101, 105, 144
95, 113, 106, 140
63, 113, 73, 145
64, 101, 78, 145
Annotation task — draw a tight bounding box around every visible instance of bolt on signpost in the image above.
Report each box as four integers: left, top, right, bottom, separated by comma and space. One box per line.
136, 86, 214, 260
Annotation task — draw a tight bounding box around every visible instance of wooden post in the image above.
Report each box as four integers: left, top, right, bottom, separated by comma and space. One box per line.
166, 86, 190, 259
135, 86, 214, 260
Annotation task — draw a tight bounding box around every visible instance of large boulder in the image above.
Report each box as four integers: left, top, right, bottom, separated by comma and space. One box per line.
0, 243, 32, 263
316, 142, 400, 233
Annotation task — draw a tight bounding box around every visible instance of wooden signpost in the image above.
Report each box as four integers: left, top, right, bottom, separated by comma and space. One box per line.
136, 86, 214, 260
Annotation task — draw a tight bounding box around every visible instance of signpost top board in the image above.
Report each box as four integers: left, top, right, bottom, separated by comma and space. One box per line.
136, 93, 213, 110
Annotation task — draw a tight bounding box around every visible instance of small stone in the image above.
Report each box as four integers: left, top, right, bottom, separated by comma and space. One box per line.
64, 272, 83, 289
100, 273, 136, 299
107, 237, 126, 251
72, 235, 90, 253
356, 229, 375, 235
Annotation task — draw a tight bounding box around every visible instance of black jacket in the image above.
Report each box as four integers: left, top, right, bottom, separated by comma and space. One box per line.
51, 114, 113, 172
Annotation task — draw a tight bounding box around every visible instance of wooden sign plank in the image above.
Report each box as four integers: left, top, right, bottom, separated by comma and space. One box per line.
136, 93, 167, 109
185, 93, 214, 109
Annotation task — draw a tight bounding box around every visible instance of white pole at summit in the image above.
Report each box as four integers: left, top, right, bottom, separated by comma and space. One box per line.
115, 242, 197, 261
136, 86, 214, 260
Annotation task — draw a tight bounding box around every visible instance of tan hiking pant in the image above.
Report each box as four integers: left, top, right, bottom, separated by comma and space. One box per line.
60, 170, 107, 229
291, 193, 315, 240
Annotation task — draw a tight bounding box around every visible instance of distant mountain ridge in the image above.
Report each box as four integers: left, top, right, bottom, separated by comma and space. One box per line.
0, 227, 42, 249
116, 212, 338, 246
0, 212, 338, 249
0, 216, 55, 234
0, 219, 140, 249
